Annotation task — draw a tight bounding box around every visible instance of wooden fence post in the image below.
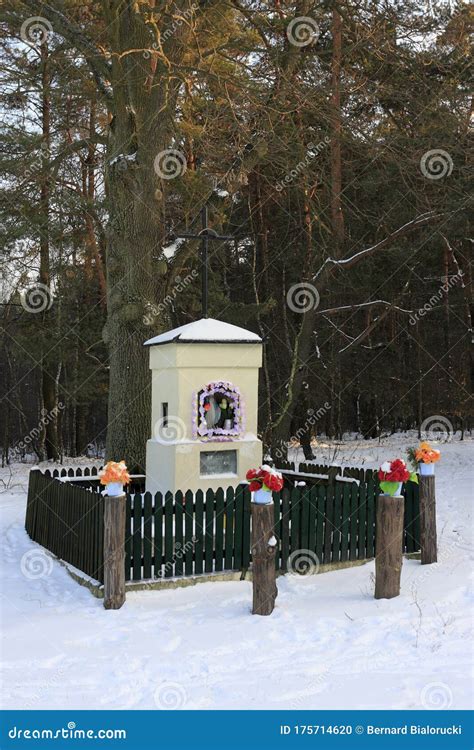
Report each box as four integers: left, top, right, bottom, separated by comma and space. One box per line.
375, 493, 404, 600
328, 465, 339, 485
103, 492, 126, 610
419, 475, 437, 565
251, 502, 278, 616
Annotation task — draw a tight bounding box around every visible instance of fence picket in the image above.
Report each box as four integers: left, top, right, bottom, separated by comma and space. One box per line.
307, 487, 317, 560
224, 487, 234, 571
143, 492, 153, 579
215, 488, 225, 573
125, 495, 132, 581
132, 492, 142, 581
290, 487, 300, 557
153, 493, 163, 579
315, 485, 325, 564
273, 491, 281, 570
349, 483, 358, 561
332, 483, 343, 563
175, 491, 184, 577
194, 490, 204, 575
242, 489, 251, 570
340, 485, 351, 562
204, 489, 214, 573
280, 489, 290, 572
323, 484, 334, 564
357, 481, 367, 559
300, 488, 310, 554
184, 491, 194, 576
164, 492, 174, 578
233, 485, 244, 570
366, 479, 375, 559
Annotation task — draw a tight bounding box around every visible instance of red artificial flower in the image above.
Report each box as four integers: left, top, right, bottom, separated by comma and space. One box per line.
248, 480, 262, 492
246, 468, 258, 480
263, 470, 284, 492
379, 458, 410, 483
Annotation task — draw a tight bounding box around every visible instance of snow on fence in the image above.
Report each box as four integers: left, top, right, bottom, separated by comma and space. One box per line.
25, 469, 105, 583
25, 466, 420, 587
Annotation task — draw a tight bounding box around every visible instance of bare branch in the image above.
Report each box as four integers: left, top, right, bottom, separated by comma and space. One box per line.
317, 300, 413, 315
313, 211, 443, 282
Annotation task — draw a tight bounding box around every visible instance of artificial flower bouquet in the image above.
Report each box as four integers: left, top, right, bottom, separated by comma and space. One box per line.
407, 441, 440, 476
246, 465, 284, 503
378, 458, 418, 496
99, 460, 131, 496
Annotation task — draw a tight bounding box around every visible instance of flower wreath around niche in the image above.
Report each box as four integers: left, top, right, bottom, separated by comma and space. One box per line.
192, 381, 245, 441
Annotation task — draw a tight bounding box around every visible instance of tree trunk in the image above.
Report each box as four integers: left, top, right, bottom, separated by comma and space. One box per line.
330, 7, 344, 252
251, 502, 278, 615
39, 41, 59, 461
419, 475, 437, 564
103, 493, 126, 609
104, 162, 158, 471
375, 493, 404, 599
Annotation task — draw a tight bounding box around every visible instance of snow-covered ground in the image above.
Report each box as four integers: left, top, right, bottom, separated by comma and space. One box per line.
0, 436, 472, 710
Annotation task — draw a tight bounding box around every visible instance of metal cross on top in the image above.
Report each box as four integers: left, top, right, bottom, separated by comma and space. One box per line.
174, 205, 234, 318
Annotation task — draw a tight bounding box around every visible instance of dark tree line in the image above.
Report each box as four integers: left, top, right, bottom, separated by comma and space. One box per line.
1, 0, 472, 467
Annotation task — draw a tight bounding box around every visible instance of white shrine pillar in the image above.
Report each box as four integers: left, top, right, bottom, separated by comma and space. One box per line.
144, 318, 263, 495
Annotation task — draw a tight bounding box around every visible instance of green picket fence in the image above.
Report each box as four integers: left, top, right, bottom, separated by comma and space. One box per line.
25, 469, 104, 582
25, 467, 420, 586
124, 480, 420, 582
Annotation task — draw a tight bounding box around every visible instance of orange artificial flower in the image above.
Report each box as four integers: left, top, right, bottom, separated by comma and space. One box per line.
99, 460, 131, 485
414, 442, 441, 465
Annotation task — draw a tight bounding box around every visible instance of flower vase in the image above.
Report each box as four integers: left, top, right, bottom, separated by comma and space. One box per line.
381, 482, 403, 497
419, 463, 434, 476
252, 487, 273, 505
105, 481, 124, 497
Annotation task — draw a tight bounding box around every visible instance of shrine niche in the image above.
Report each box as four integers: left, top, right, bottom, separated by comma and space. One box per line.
194, 381, 244, 440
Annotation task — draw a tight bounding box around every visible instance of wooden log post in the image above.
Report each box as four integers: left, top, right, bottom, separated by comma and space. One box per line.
103, 492, 126, 610
251, 502, 278, 616
419, 475, 437, 565
374, 493, 404, 600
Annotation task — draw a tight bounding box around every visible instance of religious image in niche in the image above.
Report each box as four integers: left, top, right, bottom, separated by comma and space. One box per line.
204, 393, 235, 430
195, 381, 243, 439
